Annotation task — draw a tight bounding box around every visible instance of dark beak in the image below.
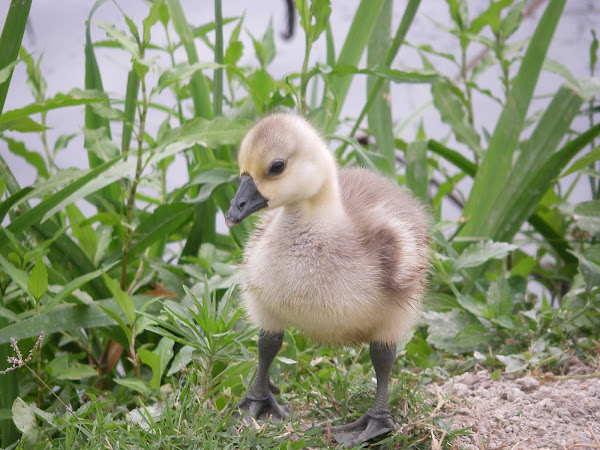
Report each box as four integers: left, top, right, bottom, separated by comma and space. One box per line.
225, 174, 269, 228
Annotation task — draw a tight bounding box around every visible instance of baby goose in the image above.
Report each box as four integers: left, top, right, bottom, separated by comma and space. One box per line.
225, 113, 430, 447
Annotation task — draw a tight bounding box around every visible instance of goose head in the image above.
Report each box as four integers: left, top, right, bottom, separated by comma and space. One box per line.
225, 114, 339, 227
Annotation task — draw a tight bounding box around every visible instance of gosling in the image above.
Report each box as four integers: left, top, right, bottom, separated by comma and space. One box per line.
225, 113, 430, 447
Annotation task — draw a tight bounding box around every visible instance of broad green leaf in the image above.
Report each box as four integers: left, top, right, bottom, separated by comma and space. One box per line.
574, 201, 600, 234
96, 22, 140, 57
161, 116, 252, 148
456, 294, 487, 318
127, 203, 193, 259
83, 127, 119, 162
501, 1, 526, 38
166, 345, 194, 376
497, 354, 529, 372
66, 203, 97, 260
138, 337, 174, 389
153, 62, 220, 97
423, 309, 482, 353
103, 275, 136, 326
53, 364, 99, 381
0, 295, 156, 344
571, 247, 600, 294
460, 0, 567, 241
310, 0, 332, 42
28, 257, 48, 302
42, 266, 114, 313
0, 89, 108, 127
431, 81, 481, 154
0, 253, 28, 293
0, 186, 33, 223
2, 137, 48, 178
114, 378, 151, 396
0, 153, 124, 250
0, 0, 33, 114
0, 116, 45, 132
296, 0, 311, 37
453, 241, 517, 271
250, 18, 275, 68
561, 144, 600, 177
12, 398, 41, 445
143, 0, 166, 45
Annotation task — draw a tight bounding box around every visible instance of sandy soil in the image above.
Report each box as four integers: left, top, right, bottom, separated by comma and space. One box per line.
433, 363, 600, 449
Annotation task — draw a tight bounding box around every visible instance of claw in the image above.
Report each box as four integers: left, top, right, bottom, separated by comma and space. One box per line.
232, 393, 290, 422
329, 412, 396, 448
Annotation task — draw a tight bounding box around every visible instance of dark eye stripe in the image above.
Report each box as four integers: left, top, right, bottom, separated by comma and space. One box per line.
268, 159, 285, 175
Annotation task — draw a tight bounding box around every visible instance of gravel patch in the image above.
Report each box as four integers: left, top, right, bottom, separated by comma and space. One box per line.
434, 369, 600, 449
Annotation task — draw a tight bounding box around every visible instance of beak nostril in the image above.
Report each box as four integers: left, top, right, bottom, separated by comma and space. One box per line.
239, 201, 246, 210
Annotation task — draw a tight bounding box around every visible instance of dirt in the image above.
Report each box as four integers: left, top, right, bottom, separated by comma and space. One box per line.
433, 363, 600, 449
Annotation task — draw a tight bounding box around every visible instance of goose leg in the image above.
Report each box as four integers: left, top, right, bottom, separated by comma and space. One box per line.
233, 329, 290, 421
330, 342, 397, 448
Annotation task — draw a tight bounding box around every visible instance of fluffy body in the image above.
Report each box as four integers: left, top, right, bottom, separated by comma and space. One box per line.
237, 114, 430, 346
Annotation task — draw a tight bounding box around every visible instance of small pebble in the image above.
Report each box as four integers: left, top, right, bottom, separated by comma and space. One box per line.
517, 377, 540, 392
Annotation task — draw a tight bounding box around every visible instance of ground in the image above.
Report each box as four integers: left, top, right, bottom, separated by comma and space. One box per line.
433, 362, 600, 449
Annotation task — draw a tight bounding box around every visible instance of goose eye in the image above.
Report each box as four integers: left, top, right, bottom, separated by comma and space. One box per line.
268, 159, 285, 175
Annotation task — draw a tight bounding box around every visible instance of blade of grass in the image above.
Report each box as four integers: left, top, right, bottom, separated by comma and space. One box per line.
459, 0, 566, 240
167, 0, 212, 119
367, 0, 394, 176
0, 0, 32, 115
0, 154, 110, 298
213, 0, 223, 117
85, 0, 112, 138
487, 86, 584, 241
426, 139, 578, 267
342, 0, 421, 152
317, 0, 385, 132
121, 70, 140, 153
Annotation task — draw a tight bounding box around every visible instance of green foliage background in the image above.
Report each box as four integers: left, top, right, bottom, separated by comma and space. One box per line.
0, 0, 599, 447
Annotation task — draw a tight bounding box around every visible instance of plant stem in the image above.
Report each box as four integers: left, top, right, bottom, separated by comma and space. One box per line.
300, 37, 312, 115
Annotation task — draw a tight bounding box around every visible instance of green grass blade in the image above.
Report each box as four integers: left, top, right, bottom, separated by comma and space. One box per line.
426, 139, 577, 266
213, 0, 224, 117
486, 86, 584, 240
459, 0, 566, 239
121, 70, 139, 153
85, 0, 112, 138
496, 122, 600, 243
406, 140, 429, 203
167, 0, 212, 119
0, 0, 32, 115
367, 0, 394, 176
0, 153, 125, 250
319, 0, 385, 132
344, 0, 421, 157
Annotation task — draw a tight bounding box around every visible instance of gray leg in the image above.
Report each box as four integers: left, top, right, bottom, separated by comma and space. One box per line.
233, 329, 290, 421
330, 342, 397, 447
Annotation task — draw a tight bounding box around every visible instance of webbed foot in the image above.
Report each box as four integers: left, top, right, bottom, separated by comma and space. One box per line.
330, 412, 396, 448
233, 393, 290, 422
